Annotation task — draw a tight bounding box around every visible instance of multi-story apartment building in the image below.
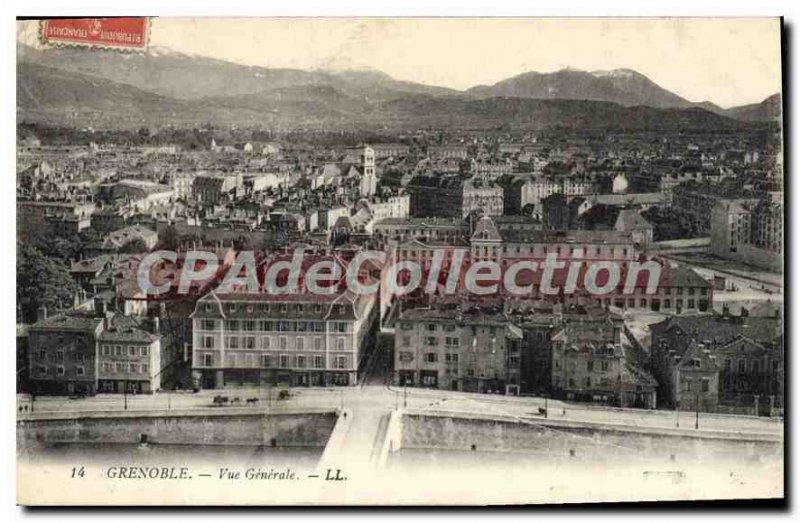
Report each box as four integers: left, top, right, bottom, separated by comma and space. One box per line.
650, 313, 783, 411
710, 196, 782, 271
190, 286, 378, 389
428, 145, 468, 160
27, 301, 162, 395
407, 175, 503, 218
462, 176, 504, 217
394, 301, 656, 405
394, 304, 522, 394
96, 315, 162, 393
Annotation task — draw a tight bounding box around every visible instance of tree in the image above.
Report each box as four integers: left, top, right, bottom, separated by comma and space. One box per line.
17, 244, 79, 323
119, 238, 148, 254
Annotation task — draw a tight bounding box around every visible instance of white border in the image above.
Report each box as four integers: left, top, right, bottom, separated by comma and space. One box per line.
5, 1, 797, 519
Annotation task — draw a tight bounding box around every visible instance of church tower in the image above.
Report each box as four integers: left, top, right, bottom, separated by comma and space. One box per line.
360, 145, 377, 197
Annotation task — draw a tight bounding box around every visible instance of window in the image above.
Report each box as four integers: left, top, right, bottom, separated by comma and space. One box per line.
601, 361, 609, 371
262, 337, 271, 350
115, 362, 126, 373
335, 356, 347, 369
738, 359, 746, 372
443, 325, 456, 332
427, 324, 437, 332
227, 336, 240, 349
297, 355, 306, 368
724, 358, 732, 371
245, 336, 256, 349
141, 363, 148, 374
141, 346, 148, 357
129, 346, 137, 356
129, 363, 139, 373
336, 338, 345, 351
426, 353, 438, 363
103, 362, 113, 373
76, 366, 85, 376
280, 355, 289, 368
279, 337, 288, 350
37, 349, 46, 360
243, 320, 256, 331
204, 354, 213, 367
751, 360, 760, 373
201, 319, 216, 330
399, 351, 414, 362
115, 345, 124, 356
314, 355, 324, 369
400, 323, 413, 330
587, 360, 594, 371
226, 319, 239, 330
261, 354, 271, 368
203, 336, 214, 349
701, 379, 709, 392
102, 345, 111, 356
425, 337, 438, 346
314, 337, 323, 350
55, 350, 64, 362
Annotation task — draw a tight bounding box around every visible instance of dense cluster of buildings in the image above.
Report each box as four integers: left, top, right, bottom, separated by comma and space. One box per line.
16, 128, 783, 415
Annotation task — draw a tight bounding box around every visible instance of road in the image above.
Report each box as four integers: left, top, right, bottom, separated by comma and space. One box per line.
17, 383, 782, 438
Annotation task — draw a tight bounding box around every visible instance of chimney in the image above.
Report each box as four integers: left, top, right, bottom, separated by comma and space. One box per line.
94, 296, 107, 318
36, 305, 48, 322
151, 317, 160, 334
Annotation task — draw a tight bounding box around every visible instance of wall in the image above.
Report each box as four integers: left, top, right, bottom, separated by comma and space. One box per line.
18, 410, 337, 449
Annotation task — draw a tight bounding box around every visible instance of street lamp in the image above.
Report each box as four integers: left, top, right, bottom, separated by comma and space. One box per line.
695, 392, 700, 430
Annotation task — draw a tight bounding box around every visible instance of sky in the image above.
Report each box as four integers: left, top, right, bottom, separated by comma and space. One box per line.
18, 17, 783, 108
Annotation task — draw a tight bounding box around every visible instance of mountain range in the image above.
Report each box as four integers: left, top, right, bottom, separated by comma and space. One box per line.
16, 43, 781, 131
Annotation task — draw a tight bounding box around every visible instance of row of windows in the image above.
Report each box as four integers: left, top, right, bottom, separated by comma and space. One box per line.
723, 358, 780, 373
202, 335, 349, 351
101, 362, 150, 374
36, 365, 85, 377
199, 319, 348, 333
199, 353, 348, 370
398, 352, 461, 363
203, 302, 351, 316
101, 345, 149, 357
35, 350, 86, 362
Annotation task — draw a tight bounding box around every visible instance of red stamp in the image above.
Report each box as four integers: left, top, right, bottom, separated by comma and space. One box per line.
40, 18, 149, 51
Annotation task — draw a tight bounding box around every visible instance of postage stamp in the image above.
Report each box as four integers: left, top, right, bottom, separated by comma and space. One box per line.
39, 18, 149, 52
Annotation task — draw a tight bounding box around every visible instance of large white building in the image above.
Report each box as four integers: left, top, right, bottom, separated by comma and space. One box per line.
190, 278, 378, 388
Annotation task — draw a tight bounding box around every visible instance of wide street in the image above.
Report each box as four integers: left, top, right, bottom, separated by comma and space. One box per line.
17, 382, 783, 438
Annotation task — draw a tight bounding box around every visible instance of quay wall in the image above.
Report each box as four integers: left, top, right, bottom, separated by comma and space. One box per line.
17, 409, 337, 449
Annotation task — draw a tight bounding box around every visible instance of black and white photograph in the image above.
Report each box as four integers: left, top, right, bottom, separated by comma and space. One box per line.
12, 14, 786, 507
